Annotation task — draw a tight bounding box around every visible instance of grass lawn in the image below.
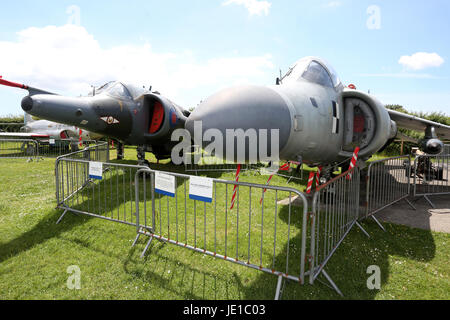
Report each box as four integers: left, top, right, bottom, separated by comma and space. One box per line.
0, 148, 449, 300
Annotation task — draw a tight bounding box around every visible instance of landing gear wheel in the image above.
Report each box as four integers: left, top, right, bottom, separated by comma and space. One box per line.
137, 146, 147, 166
116, 141, 124, 160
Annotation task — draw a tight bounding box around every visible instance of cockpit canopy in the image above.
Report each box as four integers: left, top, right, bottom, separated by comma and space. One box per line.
93, 81, 147, 99
281, 56, 342, 89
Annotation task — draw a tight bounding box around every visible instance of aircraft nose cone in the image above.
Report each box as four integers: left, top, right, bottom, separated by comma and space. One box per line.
21, 96, 33, 112
186, 85, 292, 162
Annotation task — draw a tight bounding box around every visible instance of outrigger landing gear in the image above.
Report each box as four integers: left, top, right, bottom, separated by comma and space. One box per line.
137, 146, 150, 167
116, 141, 125, 160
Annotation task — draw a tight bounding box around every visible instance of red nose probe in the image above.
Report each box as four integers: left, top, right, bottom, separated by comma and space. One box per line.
0, 76, 29, 90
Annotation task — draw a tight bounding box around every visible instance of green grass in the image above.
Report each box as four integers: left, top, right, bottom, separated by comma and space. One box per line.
0, 149, 449, 300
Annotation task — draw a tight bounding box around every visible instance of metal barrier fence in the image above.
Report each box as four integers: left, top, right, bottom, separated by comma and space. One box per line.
134, 168, 309, 299
363, 156, 415, 229
0, 138, 106, 160
53, 146, 412, 297
0, 138, 39, 160
443, 144, 450, 155
55, 142, 138, 225
413, 154, 450, 207
184, 157, 253, 173
309, 167, 365, 296
37, 139, 102, 158
56, 141, 110, 163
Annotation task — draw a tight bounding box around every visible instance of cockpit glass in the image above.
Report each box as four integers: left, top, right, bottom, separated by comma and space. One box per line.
302, 61, 333, 88
95, 81, 114, 95
124, 83, 146, 99
282, 57, 342, 89
106, 82, 131, 99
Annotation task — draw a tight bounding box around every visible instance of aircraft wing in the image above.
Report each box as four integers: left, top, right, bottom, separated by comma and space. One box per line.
395, 131, 419, 143
387, 109, 450, 140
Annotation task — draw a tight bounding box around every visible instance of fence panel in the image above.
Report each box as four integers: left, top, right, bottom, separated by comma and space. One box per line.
443, 144, 450, 155
413, 154, 450, 206
134, 168, 309, 299
309, 167, 362, 295
363, 156, 414, 221
54, 143, 143, 225
0, 138, 39, 160
37, 139, 103, 158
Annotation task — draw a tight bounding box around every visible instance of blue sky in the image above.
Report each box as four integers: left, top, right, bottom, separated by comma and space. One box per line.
0, 0, 449, 116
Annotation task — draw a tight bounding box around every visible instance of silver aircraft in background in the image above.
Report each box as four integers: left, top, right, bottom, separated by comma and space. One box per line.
0, 112, 99, 143
186, 56, 450, 174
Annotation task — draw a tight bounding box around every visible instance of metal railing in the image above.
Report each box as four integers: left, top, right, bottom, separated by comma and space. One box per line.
56, 140, 110, 163
413, 154, 450, 207
443, 144, 450, 155
184, 158, 253, 174
55, 142, 141, 225
363, 156, 415, 229
134, 168, 309, 299
37, 139, 103, 159
309, 167, 365, 296
0, 138, 39, 160
0, 138, 106, 160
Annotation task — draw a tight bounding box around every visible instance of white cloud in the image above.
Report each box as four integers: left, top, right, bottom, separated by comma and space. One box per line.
398, 52, 444, 71
0, 25, 274, 109
222, 0, 271, 16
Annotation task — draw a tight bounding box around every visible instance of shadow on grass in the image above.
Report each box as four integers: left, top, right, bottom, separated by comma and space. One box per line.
124, 201, 437, 300
123, 244, 247, 300
0, 209, 92, 263
241, 205, 436, 299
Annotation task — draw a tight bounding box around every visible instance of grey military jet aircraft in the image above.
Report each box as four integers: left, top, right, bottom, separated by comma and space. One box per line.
0, 112, 99, 145
0, 77, 189, 163
186, 56, 450, 172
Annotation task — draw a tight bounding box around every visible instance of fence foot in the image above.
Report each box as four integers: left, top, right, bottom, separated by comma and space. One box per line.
371, 216, 386, 232
140, 237, 153, 258
405, 198, 416, 210
423, 195, 436, 209
56, 209, 68, 225
132, 233, 141, 247
274, 275, 284, 300
321, 269, 343, 297
355, 221, 370, 238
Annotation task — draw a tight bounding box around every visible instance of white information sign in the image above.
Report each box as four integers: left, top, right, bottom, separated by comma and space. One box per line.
89, 161, 103, 180
189, 176, 213, 203
155, 171, 176, 197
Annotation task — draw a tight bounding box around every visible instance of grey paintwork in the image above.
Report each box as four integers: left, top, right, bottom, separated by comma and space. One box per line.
186, 56, 450, 166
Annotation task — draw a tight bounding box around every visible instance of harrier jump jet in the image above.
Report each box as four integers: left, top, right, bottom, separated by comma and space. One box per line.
0, 77, 189, 164
186, 56, 450, 172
